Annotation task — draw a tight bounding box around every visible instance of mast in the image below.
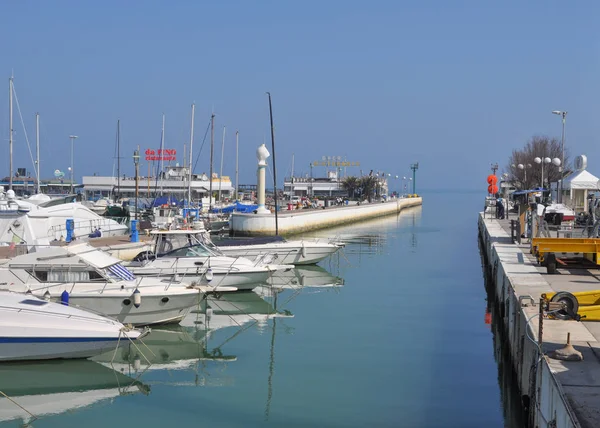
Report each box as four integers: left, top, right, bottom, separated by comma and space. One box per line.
291, 153, 295, 178
218, 126, 226, 203
209, 113, 215, 210
117, 119, 121, 198
36, 112, 40, 194
290, 153, 294, 199
235, 130, 239, 201
266, 92, 279, 235
159, 113, 165, 196
188, 103, 195, 206
8, 76, 13, 191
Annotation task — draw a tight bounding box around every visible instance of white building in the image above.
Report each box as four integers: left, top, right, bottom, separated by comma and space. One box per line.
283, 171, 389, 199
82, 166, 233, 201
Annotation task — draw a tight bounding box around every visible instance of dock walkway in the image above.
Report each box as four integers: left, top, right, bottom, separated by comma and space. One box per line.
479, 214, 600, 428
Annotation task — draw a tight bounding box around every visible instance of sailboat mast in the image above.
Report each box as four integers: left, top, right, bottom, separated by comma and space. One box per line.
8, 76, 13, 191
267, 92, 279, 235
209, 113, 215, 210
218, 126, 226, 203
235, 131, 239, 201
36, 112, 40, 194
159, 113, 165, 196
117, 119, 121, 198
188, 103, 195, 206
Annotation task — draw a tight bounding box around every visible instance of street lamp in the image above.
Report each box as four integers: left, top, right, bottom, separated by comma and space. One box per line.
133, 147, 140, 221
69, 135, 78, 194
402, 176, 407, 197
552, 110, 567, 203
534, 156, 552, 190
517, 163, 532, 188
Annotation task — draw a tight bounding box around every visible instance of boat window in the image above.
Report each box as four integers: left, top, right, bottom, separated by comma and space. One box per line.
156, 234, 191, 255
27, 269, 106, 282
19, 299, 48, 306
166, 245, 214, 258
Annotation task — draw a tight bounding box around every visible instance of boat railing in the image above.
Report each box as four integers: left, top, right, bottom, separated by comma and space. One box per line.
47, 217, 127, 239
152, 254, 254, 291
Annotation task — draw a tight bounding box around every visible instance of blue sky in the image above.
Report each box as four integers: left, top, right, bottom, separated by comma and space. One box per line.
1, 1, 599, 191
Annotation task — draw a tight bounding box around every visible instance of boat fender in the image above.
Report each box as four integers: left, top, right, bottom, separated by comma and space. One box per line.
133, 288, 141, 308
60, 290, 69, 306
301, 243, 306, 258
43, 290, 51, 301
205, 268, 214, 282
206, 306, 213, 319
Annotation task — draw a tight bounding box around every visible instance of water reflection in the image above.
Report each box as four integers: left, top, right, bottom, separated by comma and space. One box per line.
298, 206, 423, 258
0, 360, 147, 426
267, 265, 344, 289
479, 239, 525, 428
92, 291, 295, 386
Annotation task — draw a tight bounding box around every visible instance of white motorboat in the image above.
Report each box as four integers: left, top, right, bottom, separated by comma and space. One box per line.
0, 360, 148, 424
0, 190, 128, 247
125, 230, 292, 291
208, 233, 344, 265
0, 243, 205, 326
0, 291, 144, 361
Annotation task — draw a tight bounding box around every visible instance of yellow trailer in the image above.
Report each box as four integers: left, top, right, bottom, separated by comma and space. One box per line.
543, 291, 600, 321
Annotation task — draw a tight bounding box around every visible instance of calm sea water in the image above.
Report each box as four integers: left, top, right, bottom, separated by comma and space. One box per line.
0, 191, 521, 428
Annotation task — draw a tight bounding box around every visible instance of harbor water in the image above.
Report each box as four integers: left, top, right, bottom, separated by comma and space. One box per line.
0, 191, 520, 427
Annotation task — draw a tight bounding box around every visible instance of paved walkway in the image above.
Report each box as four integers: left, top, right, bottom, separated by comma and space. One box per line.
484, 216, 600, 428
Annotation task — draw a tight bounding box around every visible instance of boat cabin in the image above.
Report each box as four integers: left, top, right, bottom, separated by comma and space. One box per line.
151, 230, 220, 258
2, 243, 136, 285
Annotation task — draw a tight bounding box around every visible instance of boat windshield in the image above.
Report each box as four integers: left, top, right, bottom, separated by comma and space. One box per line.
162, 244, 216, 258
156, 233, 220, 257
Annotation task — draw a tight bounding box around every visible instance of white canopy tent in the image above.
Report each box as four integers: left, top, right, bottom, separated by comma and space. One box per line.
561, 169, 600, 212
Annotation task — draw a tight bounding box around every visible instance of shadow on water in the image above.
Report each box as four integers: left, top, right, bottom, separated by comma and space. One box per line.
478, 237, 527, 428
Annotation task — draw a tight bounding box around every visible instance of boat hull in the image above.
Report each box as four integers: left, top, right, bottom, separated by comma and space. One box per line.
218, 244, 341, 265
133, 270, 271, 291
38, 291, 201, 326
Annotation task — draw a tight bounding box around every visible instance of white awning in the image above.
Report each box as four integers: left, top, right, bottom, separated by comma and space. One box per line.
563, 169, 600, 190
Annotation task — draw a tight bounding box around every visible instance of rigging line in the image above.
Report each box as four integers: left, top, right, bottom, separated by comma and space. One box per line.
192, 119, 211, 174
11, 83, 37, 181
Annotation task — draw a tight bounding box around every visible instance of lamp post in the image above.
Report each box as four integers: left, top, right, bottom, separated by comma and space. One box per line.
69, 135, 78, 194
552, 110, 567, 203
133, 147, 140, 221
517, 163, 532, 188
534, 157, 551, 193
402, 176, 407, 197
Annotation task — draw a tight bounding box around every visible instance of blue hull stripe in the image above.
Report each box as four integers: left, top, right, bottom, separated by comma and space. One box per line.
0, 337, 122, 343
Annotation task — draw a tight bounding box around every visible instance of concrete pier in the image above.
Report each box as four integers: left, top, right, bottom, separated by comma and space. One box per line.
230, 197, 422, 236
479, 213, 600, 428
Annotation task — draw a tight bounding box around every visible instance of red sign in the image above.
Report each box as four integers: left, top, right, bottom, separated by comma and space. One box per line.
145, 149, 177, 161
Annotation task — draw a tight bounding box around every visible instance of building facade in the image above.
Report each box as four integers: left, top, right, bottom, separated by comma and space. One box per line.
82, 166, 233, 201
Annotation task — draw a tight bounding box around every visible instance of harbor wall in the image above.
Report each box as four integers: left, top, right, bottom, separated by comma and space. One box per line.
230, 197, 422, 236
478, 214, 579, 428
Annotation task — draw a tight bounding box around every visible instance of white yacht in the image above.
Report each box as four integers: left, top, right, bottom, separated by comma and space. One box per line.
208, 233, 345, 265
0, 243, 205, 326
0, 291, 145, 361
124, 230, 291, 291
0, 190, 128, 247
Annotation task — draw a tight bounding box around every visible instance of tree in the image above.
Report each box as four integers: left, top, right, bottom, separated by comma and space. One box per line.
358, 175, 378, 202
505, 135, 570, 190
341, 176, 359, 198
